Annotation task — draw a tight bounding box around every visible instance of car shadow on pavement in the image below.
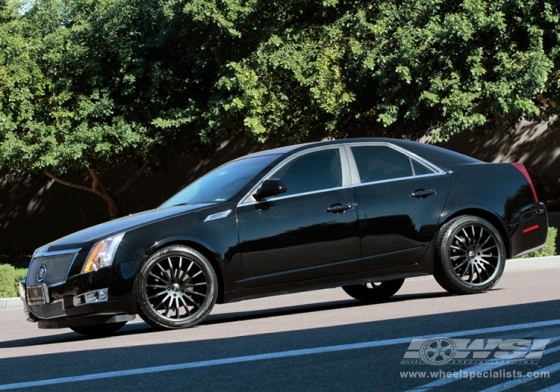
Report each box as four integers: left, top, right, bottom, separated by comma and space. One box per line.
1, 299, 560, 392
0, 290, 453, 348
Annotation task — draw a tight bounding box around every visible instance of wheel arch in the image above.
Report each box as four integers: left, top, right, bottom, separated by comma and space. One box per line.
141, 238, 226, 303
440, 208, 511, 259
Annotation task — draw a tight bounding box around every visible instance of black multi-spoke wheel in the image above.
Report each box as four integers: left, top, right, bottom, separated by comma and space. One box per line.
434, 216, 505, 295
342, 279, 404, 303
136, 245, 218, 330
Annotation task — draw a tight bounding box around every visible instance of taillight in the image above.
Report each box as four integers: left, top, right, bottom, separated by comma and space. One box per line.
512, 163, 539, 202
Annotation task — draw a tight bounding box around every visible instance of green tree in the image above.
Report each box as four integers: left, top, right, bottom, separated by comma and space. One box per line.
208, 0, 559, 142
0, 0, 210, 218
1, 0, 559, 221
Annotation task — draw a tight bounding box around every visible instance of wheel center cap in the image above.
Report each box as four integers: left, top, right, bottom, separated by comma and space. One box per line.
468, 250, 476, 259
171, 283, 181, 292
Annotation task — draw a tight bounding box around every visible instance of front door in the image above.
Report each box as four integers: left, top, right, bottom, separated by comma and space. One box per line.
236, 147, 361, 287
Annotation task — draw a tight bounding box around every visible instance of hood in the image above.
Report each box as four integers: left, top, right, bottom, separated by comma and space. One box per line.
38, 203, 214, 254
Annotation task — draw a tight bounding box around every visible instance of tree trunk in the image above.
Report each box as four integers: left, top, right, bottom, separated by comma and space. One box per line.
45, 163, 147, 221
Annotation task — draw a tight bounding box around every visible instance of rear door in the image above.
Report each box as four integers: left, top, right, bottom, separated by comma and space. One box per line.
348, 144, 452, 270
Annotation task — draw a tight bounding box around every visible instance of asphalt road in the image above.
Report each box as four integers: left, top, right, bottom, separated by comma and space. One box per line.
1, 258, 560, 392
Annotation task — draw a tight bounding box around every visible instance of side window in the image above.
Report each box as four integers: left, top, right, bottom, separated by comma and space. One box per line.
272, 149, 342, 196
411, 159, 434, 176
351, 146, 434, 183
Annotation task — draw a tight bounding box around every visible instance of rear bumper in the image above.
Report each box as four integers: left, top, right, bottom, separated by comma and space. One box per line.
510, 202, 548, 258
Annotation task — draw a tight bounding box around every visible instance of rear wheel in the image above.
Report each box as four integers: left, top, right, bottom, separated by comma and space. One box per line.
136, 245, 218, 330
70, 322, 127, 337
434, 215, 506, 295
342, 279, 405, 303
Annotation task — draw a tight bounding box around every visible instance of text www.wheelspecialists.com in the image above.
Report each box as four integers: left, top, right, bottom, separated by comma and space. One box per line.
400, 369, 550, 380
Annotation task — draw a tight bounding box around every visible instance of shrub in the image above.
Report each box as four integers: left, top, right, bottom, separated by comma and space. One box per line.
0, 264, 16, 297
518, 226, 557, 258
14, 268, 28, 290
0, 264, 28, 298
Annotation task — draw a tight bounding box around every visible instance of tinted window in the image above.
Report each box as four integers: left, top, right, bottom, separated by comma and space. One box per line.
272, 149, 342, 196
161, 154, 280, 206
412, 159, 435, 175
351, 146, 433, 183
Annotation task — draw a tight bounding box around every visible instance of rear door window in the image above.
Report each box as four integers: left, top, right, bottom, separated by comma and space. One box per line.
351, 146, 435, 183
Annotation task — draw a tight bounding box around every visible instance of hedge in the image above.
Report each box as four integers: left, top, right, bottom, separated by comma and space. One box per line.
518, 226, 558, 258
0, 265, 28, 298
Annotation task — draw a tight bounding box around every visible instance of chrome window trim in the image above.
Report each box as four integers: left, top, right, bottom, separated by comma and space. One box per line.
351, 171, 448, 188
238, 145, 351, 206
344, 142, 446, 185
242, 184, 356, 204
237, 141, 448, 207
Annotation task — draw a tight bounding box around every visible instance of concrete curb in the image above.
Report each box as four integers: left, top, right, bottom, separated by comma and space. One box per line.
1, 256, 559, 311
505, 255, 560, 271
0, 297, 23, 310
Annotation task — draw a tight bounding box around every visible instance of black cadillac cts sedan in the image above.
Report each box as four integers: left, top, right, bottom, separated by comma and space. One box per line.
20, 138, 548, 336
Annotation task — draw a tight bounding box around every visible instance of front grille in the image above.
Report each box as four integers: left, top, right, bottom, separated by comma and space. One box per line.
27, 252, 77, 286
30, 301, 66, 319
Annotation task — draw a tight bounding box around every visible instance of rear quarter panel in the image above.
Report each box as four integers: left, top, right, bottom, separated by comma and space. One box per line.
441, 163, 548, 258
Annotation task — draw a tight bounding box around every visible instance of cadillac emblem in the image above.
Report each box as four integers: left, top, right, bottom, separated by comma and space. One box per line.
37, 264, 47, 283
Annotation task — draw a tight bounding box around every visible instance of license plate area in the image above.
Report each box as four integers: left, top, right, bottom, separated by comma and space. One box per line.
27, 284, 50, 305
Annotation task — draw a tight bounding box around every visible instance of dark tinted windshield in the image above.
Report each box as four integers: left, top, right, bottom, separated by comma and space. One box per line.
160, 154, 280, 207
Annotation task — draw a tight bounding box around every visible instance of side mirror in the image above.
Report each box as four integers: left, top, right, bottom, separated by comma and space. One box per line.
253, 178, 287, 201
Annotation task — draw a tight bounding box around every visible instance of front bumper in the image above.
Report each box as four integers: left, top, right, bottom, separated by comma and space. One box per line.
20, 257, 138, 329
19, 279, 36, 322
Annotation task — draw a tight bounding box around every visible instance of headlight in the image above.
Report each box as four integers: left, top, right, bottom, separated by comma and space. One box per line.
82, 233, 125, 273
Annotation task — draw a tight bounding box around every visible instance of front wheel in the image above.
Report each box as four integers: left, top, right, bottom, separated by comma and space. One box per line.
136, 245, 218, 330
434, 215, 506, 295
342, 279, 405, 303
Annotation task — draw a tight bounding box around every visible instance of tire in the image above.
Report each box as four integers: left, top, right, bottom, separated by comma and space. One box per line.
434, 215, 506, 295
70, 322, 127, 337
136, 245, 218, 330
342, 279, 405, 303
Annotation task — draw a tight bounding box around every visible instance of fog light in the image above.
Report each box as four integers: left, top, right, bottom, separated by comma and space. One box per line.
86, 289, 108, 303
73, 289, 109, 306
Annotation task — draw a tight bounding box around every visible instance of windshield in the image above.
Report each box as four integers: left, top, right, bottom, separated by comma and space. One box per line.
160, 154, 281, 207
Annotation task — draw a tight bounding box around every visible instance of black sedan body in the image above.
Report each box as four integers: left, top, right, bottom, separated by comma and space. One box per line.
20, 138, 548, 336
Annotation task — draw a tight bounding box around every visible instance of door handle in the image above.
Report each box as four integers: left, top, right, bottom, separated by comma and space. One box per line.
326, 203, 353, 213
411, 189, 436, 199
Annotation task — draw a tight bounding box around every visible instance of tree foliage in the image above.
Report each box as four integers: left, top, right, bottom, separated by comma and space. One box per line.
0, 0, 222, 218
1, 0, 559, 219
209, 0, 559, 142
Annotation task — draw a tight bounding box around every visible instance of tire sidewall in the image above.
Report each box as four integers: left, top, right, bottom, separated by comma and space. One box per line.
436, 216, 506, 294
342, 279, 405, 303
136, 245, 218, 329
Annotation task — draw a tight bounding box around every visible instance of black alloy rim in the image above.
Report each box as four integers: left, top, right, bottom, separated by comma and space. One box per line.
449, 224, 501, 286
144, 255, 209, 321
